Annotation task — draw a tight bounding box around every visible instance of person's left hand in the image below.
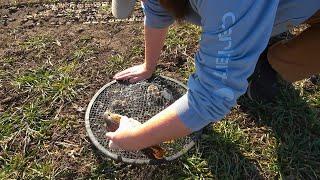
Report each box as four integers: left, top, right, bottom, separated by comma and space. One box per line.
105, 116, 142, 151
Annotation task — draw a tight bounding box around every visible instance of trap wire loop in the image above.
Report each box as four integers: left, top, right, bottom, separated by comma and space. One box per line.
85, 76, 199, 164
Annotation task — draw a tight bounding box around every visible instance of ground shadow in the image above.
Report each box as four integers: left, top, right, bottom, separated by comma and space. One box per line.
238, 83, 320, 179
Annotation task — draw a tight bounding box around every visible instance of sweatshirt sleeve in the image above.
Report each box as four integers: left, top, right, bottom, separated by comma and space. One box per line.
141, 0, 174, 29
172, 0, 279, 131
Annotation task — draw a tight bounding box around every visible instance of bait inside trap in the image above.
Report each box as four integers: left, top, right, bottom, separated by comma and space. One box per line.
85, 76, 199, 164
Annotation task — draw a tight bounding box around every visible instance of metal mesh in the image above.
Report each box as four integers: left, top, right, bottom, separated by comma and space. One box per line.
87, 76, 196, 162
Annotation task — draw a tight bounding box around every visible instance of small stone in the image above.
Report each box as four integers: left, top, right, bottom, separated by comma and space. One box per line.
66, 22, 71, 25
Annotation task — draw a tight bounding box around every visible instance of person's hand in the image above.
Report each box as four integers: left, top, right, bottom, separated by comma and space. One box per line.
113, 64, 154, 83
106, 116, 142, 151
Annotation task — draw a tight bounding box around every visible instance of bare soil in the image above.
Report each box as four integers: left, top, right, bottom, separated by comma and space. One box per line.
0, 1, 197, 179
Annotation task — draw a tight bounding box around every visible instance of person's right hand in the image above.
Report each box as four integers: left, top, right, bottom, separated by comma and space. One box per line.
113, 64, 154, 83
106, 116, 142, 150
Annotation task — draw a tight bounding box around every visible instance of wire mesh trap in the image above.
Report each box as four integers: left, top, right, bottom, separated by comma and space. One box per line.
85, 76, 199, 164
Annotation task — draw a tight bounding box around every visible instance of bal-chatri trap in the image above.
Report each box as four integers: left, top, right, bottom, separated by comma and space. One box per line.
85, 76, 200, 164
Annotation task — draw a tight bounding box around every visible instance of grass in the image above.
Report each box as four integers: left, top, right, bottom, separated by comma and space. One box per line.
304, 83, 320, 107
130, 45, 144, 57
0, 2, 320, 179
13, 63, 82, 104
72, 47, 94, 61
0, 56, 17, 64
0, 69, 5, 80
105, 54, 131, 76
20, 35, 60, 61
165, 24, 201, 50
238, 83, 320, 179
179, 56, 196, 81
98, 3, 111, 14
21, 35, 54, 51
70, 36, 95, 61
0, 102, 54, 179
163, 24, 200, 81
1, 63, 84, 179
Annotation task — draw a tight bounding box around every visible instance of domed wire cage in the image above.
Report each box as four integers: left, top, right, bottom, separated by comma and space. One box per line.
85, 76, 200, 164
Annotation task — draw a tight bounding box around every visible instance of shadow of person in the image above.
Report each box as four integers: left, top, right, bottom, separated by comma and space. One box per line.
238, 83, 320, 179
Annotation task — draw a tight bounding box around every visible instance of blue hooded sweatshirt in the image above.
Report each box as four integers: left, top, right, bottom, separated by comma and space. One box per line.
142, 0, 320, 131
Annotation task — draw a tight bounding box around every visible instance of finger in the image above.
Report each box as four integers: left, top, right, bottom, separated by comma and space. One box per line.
114, 73, 132, 80
114, 71, 131, 79
128, 118, 142, 126
105, 132, 114, 140
114, 69, 139, 80
109, 140, 121, 150
115, 66, 133, 76
129, 76, 144, 83
113, 68, 133, 79
114, 73, 135, 80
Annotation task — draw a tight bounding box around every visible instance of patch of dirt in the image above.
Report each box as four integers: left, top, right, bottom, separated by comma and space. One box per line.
0, 1, 193, 179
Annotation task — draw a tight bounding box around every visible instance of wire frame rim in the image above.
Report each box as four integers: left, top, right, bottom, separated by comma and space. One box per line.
85, 75, 196, 164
